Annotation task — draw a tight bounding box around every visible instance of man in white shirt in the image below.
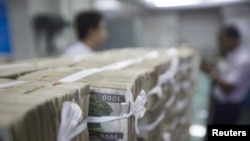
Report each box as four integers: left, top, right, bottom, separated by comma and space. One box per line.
63, 11, 107, 56
201, 25, 250, 124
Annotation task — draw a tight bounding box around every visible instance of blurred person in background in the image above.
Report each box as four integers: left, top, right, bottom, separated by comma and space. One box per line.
201, 25, 250, 125
63, 11, 107, 56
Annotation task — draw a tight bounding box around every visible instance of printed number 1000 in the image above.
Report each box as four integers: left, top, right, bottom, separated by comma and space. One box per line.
102, 95, 121, 102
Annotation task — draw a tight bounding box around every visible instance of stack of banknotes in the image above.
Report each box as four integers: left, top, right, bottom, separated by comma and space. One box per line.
0, 46, 199, 141
0, 78, 90, 141
0, 56, 89, 79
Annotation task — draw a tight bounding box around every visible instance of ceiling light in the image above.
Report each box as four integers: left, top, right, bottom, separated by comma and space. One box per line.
143, 0, 245, 8
152, 0, 201, 7
94, 0, 122, 11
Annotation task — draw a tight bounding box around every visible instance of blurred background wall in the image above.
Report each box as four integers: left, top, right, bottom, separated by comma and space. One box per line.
2, 0, 250, 60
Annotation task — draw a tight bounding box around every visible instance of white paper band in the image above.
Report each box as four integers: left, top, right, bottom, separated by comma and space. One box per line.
0, 63, 32, 70
0, 81, 27, 89
102, 51, 159, 71
59, 68, 101, 83
159, 58, 179, 85
147, 85, 162, 97
165, 80, 191, 109
59, 51, 159, 83
72, 54, 91, 62
165, 94, 176, 108
139, 111, 166, 131
166, 47, 178, 57
57, 102, 87, 141
138, 49, 181, 132
176, 98, 190, 113
170, 118, 179, 131
148, 50, 179, 97
87, 88, 147, 134
58, 51, 157, 136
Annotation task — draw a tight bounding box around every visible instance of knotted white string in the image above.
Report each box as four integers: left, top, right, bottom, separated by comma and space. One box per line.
139, 111, 166, 131
148, 57, 179, 97
165, 94, 176, 109
176, 98, 190, 113
57, 51, 158, 138
57, 102, 88, 141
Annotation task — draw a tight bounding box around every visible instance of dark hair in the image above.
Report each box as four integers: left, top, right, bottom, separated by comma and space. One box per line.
75, 11, 104, 40
220, 25, 241, 40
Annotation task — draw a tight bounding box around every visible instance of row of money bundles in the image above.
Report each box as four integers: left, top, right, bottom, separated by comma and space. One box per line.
0, 46, 200, 141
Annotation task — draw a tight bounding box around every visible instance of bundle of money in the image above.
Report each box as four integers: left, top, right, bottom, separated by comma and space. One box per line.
168, 115, 190, 141
71, 49, 152, 68
137, 47, 200, 141
138, 102, 166, 141
0, 79, 90, 141
0, 55, 88, 79
18, 68, 148, 141
0, 48, 156, 79
15, 49, 167, 141
14, 46, 199, 141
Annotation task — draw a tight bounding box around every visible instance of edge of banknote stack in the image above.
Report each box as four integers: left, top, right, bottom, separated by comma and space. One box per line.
0, 79, 90, 141
0, 46, 200, 141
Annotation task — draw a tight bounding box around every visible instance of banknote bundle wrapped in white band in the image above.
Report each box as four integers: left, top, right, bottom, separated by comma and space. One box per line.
16, 50, 163, 141
137, 47, 200, 141
0, 79, 90, 141
0, 46, 200, 141
0, 55, 89, 79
